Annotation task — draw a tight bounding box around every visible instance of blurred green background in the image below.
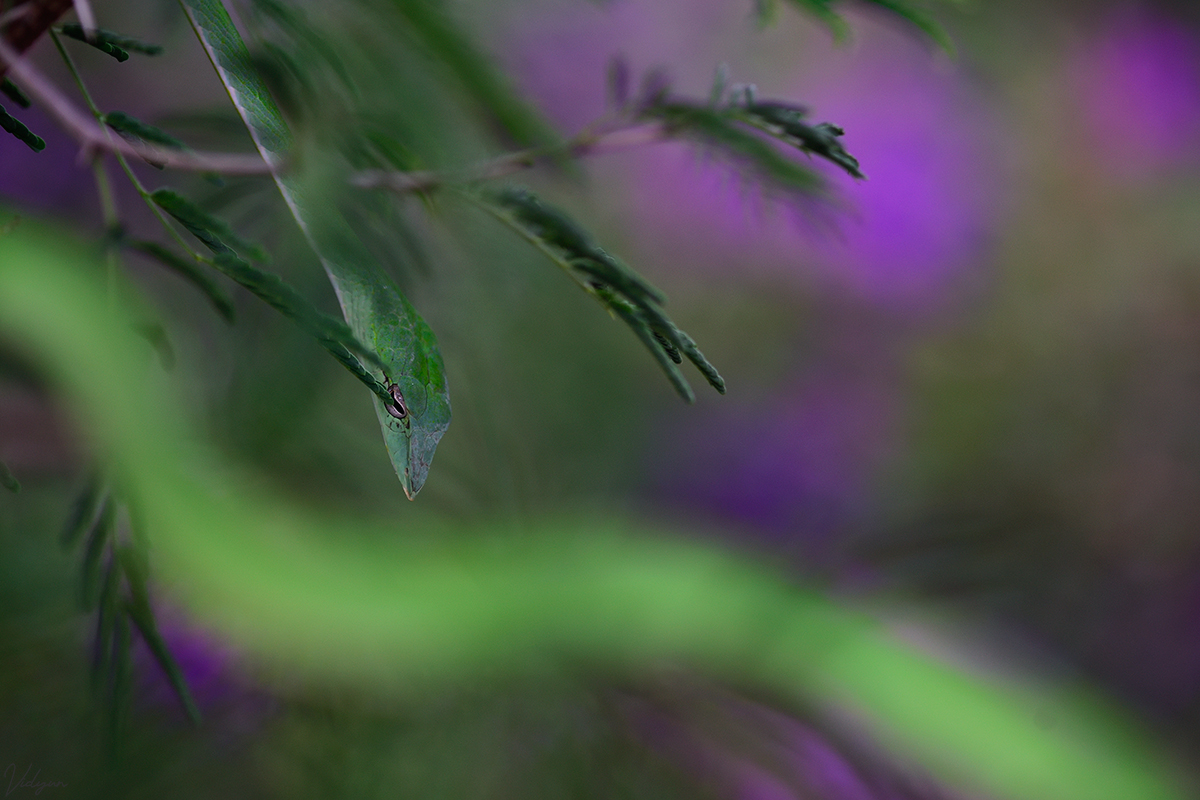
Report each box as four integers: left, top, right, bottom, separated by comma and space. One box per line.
3, 0, 1200, 797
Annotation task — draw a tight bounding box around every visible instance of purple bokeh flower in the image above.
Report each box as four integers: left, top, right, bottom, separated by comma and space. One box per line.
1068, 5, 1200, 180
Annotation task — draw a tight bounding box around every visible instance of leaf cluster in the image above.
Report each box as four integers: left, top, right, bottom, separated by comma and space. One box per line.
60, 476, 201, 732
484, 186, 724, 403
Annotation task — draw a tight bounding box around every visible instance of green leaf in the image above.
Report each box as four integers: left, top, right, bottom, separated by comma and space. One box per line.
0, 460, 19, 492
150, 188, 268, 262
61, 476, 105, 548
80, 496, 115, 610
763, 0, 955, 56
59, 23, 163, 57
103, 111, 188, 150
779, 0, 851, 41
126, 240, 237, 323
1, 78, 31, 109
383, 0, 560, 150
737, 102, 864, 178
143, 198, 387, 386
119, 544, 202, 724
180, 0, 451, 499
859, 0, 956, 56
58, 24, 131, 62
483, 187, 725, 401
90, 557, 120, 689
645, 100, 828, 200
0, 104, 45, 152
133, 320, 177, 371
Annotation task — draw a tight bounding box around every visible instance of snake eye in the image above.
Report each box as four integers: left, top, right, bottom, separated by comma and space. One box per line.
385, 383, 408, 420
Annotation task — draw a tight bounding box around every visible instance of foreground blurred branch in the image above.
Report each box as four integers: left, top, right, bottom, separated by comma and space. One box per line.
0, 36, 274, 173
0, 0, 73, 80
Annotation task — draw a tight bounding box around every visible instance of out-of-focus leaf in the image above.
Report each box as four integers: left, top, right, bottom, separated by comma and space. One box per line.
80, 496, 115, 610
181, 0, 451, 498
118, 544, 202, 724
758, 0, 954, 55
383, 0, 560, 149
59, 23, 163, 56
58, 23, 130, 61
1, 78, 31, 109
738, 102, 864, 178
645, 100, 828, 199
249, 0, 357, 96
0, 225, 1192, 800
150, 188, 267, 262
61, 476, 105, 548
0, 460, 19, 492
778, 0, 851, 41
858, 0, 955, 55
103, 111, 187, 150
147, 195, 388, 390
133, 320, 176, 371
90, 556, 120, 690
483, 186, 724, 402
126, 240, 236, 323
0, 104, 45, 152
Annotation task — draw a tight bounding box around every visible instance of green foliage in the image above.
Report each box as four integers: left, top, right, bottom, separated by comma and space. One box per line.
381, 0, 560, 149
151, 188, 269, 262
0, 78, 31, 109
103, 111, 188, 151
125, 240, 237, 322
483, 186, 725, 402
119, 544, 202, 724
58, 22, 164, 58
757, 0, 956, 54
0, 103, 45, 151
644, 100, 830, 198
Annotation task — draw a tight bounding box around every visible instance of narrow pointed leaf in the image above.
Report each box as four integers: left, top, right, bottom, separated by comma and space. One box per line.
1, 78, 31, 109
104, 111, 187, 150
0, 104, 45, 152
181, 0, 451, 498
646, 101, 827, 199
139, 206, 387, 386
596, 285, 694, 402
59, 23, 130, 61
0, 460, 19, 492
133, 320, 176, 371
126, 240, 236, 322
859, 0, 955, 55
59, 23, 163, 56
738, 103, 864, 178
481, 187, 724, 401
385, 0, 559, 149
150, 188, 267, 262
61, 476, 104, 548
780, 0, 850, 41
90, 556, 119, 690
80, 496, 115, 610
119, 545, 202, 724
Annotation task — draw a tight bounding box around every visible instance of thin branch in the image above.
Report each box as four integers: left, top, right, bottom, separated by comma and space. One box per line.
351, 121, 672, 194
0, 37, 275, 174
